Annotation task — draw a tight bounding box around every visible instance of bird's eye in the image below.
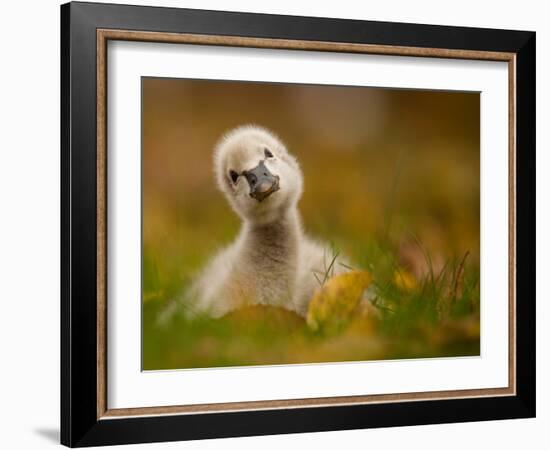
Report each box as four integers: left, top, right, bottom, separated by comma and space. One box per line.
229, 170, 239, 184
264, 148, 274, 158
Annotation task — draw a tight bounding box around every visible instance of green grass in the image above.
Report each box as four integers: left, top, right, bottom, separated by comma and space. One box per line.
142, 237, 480, 370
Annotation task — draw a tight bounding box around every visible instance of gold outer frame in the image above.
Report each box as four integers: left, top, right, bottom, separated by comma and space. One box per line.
96, 29, 516, 420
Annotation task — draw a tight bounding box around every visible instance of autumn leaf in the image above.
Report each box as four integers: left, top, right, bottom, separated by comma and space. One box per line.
307, 270, 373, 334
393, 270, 417, 291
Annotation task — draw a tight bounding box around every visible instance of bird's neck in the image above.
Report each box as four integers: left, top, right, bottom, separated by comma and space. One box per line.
241, 209, 302, 264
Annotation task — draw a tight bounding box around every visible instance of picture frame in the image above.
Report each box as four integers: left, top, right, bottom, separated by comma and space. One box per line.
60, 1, 536, 447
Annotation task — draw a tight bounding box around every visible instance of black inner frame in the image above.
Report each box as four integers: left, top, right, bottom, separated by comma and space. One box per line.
61, 2, 536, 447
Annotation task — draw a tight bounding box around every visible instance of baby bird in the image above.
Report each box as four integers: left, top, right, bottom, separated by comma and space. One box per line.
188, 125, 347, 318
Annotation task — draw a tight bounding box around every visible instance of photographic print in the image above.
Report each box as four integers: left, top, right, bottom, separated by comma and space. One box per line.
142, 78, 481, 371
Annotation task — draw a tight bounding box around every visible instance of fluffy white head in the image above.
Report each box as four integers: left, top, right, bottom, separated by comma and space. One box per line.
214, 125, 303, 224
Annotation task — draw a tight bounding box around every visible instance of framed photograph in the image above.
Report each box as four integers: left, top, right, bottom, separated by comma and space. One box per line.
61, 1, 536, 447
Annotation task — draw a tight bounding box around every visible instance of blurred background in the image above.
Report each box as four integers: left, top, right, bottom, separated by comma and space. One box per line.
142, 77, 480, 370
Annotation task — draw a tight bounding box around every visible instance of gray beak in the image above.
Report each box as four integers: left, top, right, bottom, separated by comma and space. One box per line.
243, 160, 280, 202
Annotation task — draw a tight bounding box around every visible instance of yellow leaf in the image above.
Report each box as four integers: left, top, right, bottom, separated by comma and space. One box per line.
307, 270, 372, 333
393, 270, 417, 291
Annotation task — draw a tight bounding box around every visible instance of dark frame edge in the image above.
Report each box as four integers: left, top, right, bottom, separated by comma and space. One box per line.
61, 2, 102, 447
60, 2, 72, 447
514, 32, 536, 418
76, 395, 533, 447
